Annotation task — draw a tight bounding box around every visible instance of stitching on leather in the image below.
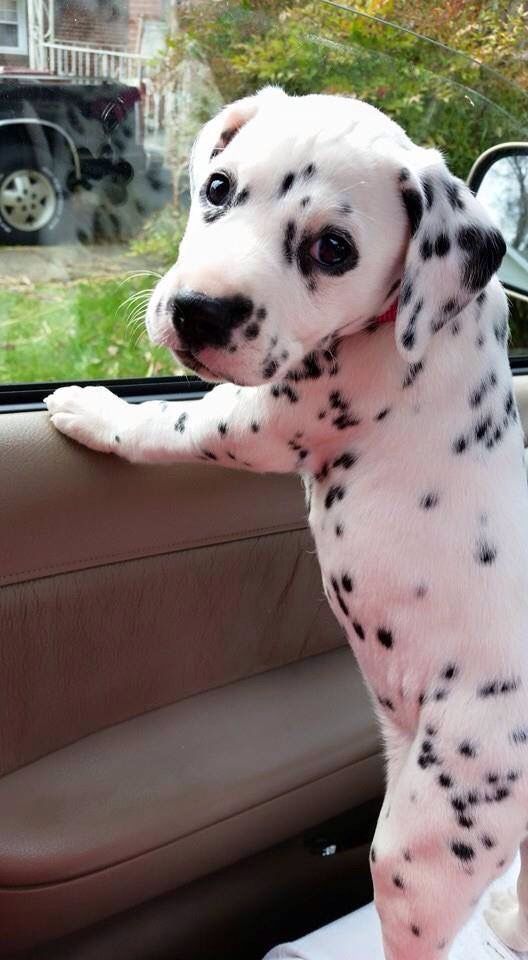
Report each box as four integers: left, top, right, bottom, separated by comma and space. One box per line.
0, 519, 308, 586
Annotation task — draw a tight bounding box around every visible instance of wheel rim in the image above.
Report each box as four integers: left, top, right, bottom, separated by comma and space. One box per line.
0, 168, 57, 232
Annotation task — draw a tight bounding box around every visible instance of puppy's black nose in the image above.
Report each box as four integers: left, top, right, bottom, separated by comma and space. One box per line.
171, 291, 253, 351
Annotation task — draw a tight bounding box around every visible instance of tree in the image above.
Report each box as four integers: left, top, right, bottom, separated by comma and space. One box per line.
156, 0, 528, 178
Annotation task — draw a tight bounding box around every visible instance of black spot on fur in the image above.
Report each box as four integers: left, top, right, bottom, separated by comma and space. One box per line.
283, 221, 296, 264
475, 540, 497, 565
353, 621, 365, 640
435, 233, 451, 257
203, 207, 229, 225
263, 359, 279, 380
495, 787, 510, 802
300, 196, 311, 209
442, 663, 458, 681
333, 451, 358, 469
233, 187, 250, 206
420, 492, 439, 510
392, 874, 405, 889
378, 696, 395, 711
481, 834, 496, 849
303, 163, 315, 180
494, 316, 508, 346
245, 322, 260, 340
375, 407, 391, 421
335, 523, 344, 537
421, 176, 434, 209
478, 677, 520, 697
331, 576, 349, 617
451, 840, 474, 862
445, 179, 465, 211
420, 236, 433, 260
325, 485, 345, 509
400, 277, 413, 306
342, 573, 353, 593
333, 412, 361, 430
401, 187, 423, 237
370, 845, 376, 862
280, 172, 295, 196
453, 435, 468, 455
402, 361, 424, 389
458, 815, 474, 829
511, 728, 528, 746
438, 773, 453, 789
251, 421, 260, 433
459, 741, 477, 759
469, 370, 497, 408
457, 225, 506, 292
175, 413, 188, 433
377, 628, 393, 649
411, 924, 421, 937
218, 422, 228, 436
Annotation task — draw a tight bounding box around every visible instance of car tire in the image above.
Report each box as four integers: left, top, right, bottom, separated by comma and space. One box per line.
0, 146, 75, 246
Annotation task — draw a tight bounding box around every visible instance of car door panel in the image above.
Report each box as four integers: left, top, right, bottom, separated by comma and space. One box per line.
1, 375, 526, 953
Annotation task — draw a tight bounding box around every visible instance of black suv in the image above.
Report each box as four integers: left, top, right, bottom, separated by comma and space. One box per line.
0, 73, 172, 245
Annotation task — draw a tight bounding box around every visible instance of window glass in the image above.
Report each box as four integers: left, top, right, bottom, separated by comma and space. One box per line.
0, 1, 22, 51
0, 0, 527, 391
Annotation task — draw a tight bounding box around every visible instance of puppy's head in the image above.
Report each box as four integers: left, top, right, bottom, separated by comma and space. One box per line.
146, 87, 505, 384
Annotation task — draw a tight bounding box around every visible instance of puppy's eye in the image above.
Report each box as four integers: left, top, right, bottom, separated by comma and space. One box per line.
310, 232, 352, 267
206, 173, 231, 206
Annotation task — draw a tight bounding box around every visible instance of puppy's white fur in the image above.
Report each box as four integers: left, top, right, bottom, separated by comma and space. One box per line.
46, 88, 528, 960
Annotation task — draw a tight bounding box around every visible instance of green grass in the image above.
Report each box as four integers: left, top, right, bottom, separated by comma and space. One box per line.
0, 277, 184, 385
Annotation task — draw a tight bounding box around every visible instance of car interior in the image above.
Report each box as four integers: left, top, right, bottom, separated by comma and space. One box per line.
1, 2, 527, 958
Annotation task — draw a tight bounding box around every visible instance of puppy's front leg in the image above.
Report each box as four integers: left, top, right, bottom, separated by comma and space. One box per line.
45, 382, 308, 474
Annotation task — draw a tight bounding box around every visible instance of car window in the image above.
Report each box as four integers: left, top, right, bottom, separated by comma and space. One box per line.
0, 0, 527, 399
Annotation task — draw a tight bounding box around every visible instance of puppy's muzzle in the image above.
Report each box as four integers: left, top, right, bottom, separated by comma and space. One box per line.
170, 291, 254, 352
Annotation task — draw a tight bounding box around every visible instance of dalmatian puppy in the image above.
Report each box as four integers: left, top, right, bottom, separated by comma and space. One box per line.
46, 87, 528, 959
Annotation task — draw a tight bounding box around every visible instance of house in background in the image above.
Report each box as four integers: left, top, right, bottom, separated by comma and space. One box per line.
0, 0, 170, 81
0, 0, 176, 144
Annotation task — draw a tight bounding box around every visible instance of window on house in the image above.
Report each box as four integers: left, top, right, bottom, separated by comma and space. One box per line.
0, 0, 27, 54
0, 1, 527, 406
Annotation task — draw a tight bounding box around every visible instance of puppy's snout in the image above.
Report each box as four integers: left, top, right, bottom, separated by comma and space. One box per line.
171, 291, 254, 352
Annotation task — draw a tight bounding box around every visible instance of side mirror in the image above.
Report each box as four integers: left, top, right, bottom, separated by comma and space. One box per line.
468, 144, 528, 301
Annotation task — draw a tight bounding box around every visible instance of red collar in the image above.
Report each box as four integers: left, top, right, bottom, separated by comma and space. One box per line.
377, 299, 398, 324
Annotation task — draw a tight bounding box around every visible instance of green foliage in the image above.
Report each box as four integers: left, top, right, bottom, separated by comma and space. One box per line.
167, 0, 528, 178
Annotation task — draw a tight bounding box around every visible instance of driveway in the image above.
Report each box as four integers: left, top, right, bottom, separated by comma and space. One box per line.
0, 244, 162, 289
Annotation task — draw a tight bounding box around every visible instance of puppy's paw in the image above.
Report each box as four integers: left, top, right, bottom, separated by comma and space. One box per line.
45, 386, 134, 454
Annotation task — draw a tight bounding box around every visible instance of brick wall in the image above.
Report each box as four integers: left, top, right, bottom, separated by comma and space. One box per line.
52, 0, 170, 54
54, 0, 129, 50
0, 52, 29, 67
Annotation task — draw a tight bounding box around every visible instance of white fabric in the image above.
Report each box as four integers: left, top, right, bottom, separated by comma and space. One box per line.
263, 855, 527, 960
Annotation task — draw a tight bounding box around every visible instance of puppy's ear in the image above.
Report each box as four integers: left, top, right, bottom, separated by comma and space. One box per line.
189, 86, 285, 195
394, 149, 506, 363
